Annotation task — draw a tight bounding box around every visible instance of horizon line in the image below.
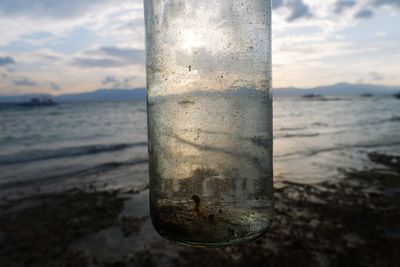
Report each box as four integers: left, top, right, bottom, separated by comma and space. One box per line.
1, 82, 400, 97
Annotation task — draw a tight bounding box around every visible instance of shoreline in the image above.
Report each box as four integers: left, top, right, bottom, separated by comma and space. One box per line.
0, 152, 399, 267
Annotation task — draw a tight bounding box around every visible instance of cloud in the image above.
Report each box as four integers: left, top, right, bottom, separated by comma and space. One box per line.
0, 56, 16, 66
369, 71, 384, 81
101, 75, 135, 88
272, 0, 284, 9
0, 0, 113, 19
374, 0, 400, 8
95, 46, 145, 64
14, 78, 37, 87
274, 0, 312, 22
73, 46, 145, 68
355, 0, 400, 20
287, 0, 312, 21
41, 54, 61, 61
102, 75, 119, 85
355, 9, 374, 19
48, 81, 61, 90
72, 58, 124, 68
334, 1, 356, 14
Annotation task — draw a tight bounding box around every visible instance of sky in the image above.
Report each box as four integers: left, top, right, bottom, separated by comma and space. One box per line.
0, 0, 399, 95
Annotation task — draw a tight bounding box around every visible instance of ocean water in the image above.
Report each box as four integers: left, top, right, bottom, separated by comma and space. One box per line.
0, 96, 399, 197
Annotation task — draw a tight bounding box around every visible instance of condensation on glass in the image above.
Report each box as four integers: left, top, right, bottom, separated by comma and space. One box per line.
144, 0, 273, 247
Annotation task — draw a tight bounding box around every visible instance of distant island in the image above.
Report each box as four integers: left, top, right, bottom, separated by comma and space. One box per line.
272, 83, 400, 97
0, 83, 399, 103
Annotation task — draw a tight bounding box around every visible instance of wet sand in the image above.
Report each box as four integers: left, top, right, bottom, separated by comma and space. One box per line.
0, 152, 399, 267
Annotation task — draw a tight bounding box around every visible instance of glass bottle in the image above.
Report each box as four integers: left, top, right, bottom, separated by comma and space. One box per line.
144, 0, 273, 247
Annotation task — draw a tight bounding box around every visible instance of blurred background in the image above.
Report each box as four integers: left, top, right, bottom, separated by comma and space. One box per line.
0, 1, 399, 267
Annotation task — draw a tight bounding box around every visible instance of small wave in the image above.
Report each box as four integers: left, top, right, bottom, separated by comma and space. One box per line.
275, 133, 320, 139
56, 158, 148, 178
359, 116, 400, 126
0, 134, 43, 145
276, 127, 307, 131
389, 116, 400, 122
312, 122, 329, 127
336, 116, 400, 128
276, 141, 400, 158
0, 158, 148, 189
0, 142, 147, 165
306, 142, 400, 156
299, 97, 349, 102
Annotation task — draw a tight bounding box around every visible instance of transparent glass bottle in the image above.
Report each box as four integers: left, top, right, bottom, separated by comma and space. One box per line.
144, 0, 273, 247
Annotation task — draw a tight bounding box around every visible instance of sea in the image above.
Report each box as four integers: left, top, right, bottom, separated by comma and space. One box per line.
0, 96, 399, 197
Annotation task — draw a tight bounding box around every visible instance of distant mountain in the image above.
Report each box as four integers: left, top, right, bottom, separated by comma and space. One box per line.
1, 83, 399, 103
0, 93, 52, 103
56, 88, 146, 102
0, 88, 146, 103
273, 83, 400, 97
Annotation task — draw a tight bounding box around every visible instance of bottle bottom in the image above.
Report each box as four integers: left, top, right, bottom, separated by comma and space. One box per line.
150, 197, 273, 247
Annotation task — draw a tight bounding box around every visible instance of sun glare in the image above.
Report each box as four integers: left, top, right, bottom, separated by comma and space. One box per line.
181, 30, 203, 52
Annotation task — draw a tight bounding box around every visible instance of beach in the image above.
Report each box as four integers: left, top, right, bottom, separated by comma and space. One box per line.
0, 96, 399, 266
0, 151, 399, 267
